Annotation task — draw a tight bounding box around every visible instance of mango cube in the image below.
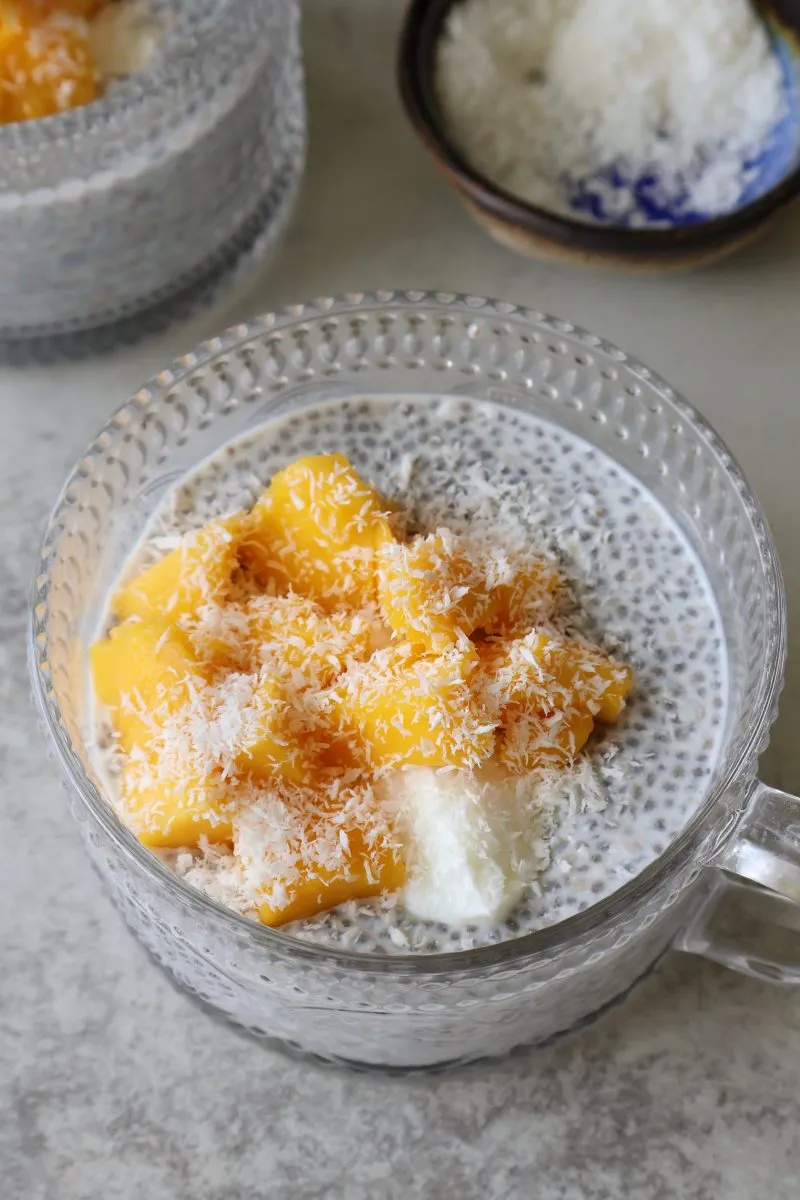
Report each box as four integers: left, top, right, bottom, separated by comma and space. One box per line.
497, 704, 595, 773
523, 630, 633, 721
257, 831, 404, 926
187, 592, 390, 683
247, 596, 389, 680
486, 557, 563, 638
112, 513, 245, 623
32, 2, 108, 15
476, 629, 632, 774
0, 10, 98, 124
120, 752, 232, 849
91, 619, 233, 846
90, 618, 203, 752
329, 642, 494, 770
377, 530, 493, 651
242, 454, 393, 607
230, 671, 310, 787
377, 530, 563, 650
558, 637, 632, 722
479, 630, 632, 723
89, 613, 375, 849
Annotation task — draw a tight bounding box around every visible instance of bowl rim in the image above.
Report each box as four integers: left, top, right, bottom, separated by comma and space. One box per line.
398, 0, 800, 258
29, 290, 787, 976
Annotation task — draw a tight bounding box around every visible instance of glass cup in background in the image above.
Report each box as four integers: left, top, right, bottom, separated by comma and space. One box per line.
0, 0, 305, 363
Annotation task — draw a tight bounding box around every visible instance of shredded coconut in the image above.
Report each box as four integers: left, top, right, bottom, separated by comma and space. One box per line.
90, 1, 160, 79
437, 0, 785, 223
380, 764, 552, 924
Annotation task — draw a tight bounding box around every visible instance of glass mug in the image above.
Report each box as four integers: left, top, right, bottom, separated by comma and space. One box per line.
30, 293, 800, 1070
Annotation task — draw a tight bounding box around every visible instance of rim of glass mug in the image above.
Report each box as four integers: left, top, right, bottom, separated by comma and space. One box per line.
28, 290, 798, 978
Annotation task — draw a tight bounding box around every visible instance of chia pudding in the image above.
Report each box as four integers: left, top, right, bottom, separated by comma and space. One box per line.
90, 392, 728, 955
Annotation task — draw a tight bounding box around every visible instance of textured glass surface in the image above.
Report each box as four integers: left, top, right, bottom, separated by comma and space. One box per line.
29, 293, 787, 1067
0, 0, 305, 359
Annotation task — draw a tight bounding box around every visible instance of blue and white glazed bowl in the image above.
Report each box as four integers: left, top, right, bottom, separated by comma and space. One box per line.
400, 0, 800, 269
569, 15, 800, 228
0, 0, 305, 363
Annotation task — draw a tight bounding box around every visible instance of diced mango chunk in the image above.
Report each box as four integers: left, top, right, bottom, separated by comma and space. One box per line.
112, 514, 245, 623
249, 596, 390, 683
479, 630, 632, 723
486, 558, 563, 638
91, 620, 232, 846
377, 530, 493, 651
0, 11, 98, 124
559, 640, 632, 723
186, 592, 390, 682
29, 2, 108, 16
329, 642, 494, 770
497, 704, 595, 774
231, 671, 310, 787
242, 454, 393, 607
90, 618, 203, 752
120, 753, 232, 849
377, 529, 563, 650
476, 629, 631, 774
526, 630, 632, 722
257, 830, 404, 926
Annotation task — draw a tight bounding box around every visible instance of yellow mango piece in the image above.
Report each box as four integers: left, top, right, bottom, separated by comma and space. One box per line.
120, 753, 232, 849
527, 630, 633, 722
475, 629, 632, 774
231, 672, 310, 787
90, 618, 203, 752
563, 641, 632, 722
91, 620, 232, 847
486, 558, 564, 638
377, 530, 493, 651
329, 642, 494, 770
479, 630, 632, 723
257, 831, 404, 926
112, 513, 245, 623
187, 593, 390, 683
498, 704, 595, 774
377, 530, 563, 650
181, 600, 255, 673
0, 11, 98, 124
250, 597, 389, 683
242, 454, 394, 607
30, 2, 109, 16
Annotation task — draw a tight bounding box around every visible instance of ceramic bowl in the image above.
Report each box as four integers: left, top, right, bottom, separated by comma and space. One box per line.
398, 0, 800, 271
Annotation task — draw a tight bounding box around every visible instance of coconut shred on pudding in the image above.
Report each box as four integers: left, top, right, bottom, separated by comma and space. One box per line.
89, 395, 728, 953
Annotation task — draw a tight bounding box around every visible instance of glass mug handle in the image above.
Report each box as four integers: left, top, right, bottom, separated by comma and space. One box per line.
676, 782, 800, 984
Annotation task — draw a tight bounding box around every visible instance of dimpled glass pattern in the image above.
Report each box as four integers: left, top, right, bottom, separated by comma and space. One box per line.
0, 0, 305, 362
30, 293, 786, 1069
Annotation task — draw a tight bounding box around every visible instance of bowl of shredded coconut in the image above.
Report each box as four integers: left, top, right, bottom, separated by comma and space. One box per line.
399, 0, 800, 268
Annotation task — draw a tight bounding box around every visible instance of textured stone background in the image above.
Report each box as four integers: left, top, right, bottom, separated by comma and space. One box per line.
2, 2, 800, 1196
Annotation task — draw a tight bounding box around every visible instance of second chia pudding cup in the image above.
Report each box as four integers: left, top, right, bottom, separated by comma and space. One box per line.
0, 0, 305, 363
